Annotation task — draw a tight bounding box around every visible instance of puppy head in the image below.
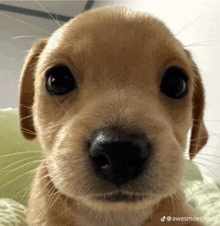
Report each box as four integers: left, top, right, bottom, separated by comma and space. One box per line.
19, 7, 208, 211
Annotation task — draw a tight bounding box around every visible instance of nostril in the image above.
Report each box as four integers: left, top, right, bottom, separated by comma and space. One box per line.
91, 153, 110, 170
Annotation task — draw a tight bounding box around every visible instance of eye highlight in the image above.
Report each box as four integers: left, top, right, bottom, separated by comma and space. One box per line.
46, 65, 78, 95
160, 66, 188, 99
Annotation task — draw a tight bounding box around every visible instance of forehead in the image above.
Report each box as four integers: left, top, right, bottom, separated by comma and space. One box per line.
41, 8, 188, 76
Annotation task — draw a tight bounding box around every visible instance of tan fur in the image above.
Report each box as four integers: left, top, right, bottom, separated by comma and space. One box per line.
19, 7, 208, 226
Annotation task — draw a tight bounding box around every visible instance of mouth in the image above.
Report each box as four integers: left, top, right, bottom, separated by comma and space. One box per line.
93, 191, 147, 203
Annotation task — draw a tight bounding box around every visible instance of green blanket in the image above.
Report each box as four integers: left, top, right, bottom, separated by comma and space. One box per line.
0, 109, 219, 225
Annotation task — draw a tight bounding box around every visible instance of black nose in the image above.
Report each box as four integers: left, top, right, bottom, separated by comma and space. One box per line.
89, 130, 152, 186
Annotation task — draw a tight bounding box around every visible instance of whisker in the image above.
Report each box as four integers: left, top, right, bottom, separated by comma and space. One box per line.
191, 122, 214, 135
0, 160, 41, 184
20, 114, 33, 122
183, 183, 197, 202
192, 160, 220, 180
34, 175, 54, 198
12, 35, 43, 40
47, 184, 58, 201
0, 12, 51, 35
19, 104, 33, 109
20, 126, 37, 135
192, 180, 211, 200
202, 177, 220, 197
187, 144, 217, 149
0, 163, 47, 200
185, 155, 220, 165
188, 135, 209, 143
52, 95, 70, 117
35, 0, 61, 28
174, 189, 185, 211
194, 118, 220, 122
0, 167, 39, 189
14, 183, 32, 202
3, 156, 40, 170
174, 14, 204, 37
40, 116, 72, 131
169, 188, 175, 215
184, 43, 211, 48
0, 151, 40, 158
52, 191, 77, 221
186, 153, 220, 159
48, 187, 63, 210
29, 167, 49, 185
184, 39, 219, 48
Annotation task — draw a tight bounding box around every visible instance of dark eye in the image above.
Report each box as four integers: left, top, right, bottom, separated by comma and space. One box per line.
160, 66, 188, 99
46, 65, 78, 95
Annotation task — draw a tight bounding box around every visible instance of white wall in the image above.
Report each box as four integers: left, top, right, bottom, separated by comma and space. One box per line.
1, 0, 220, 179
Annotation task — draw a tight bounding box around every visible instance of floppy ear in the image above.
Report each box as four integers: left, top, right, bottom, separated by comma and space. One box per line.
185, 50, 208, 159
19, 38, 48, 140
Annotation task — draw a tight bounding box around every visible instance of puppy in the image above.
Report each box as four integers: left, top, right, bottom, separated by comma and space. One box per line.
19, 7, 208, 226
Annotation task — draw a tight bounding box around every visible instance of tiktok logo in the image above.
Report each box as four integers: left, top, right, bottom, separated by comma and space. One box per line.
161, 216, 166, 222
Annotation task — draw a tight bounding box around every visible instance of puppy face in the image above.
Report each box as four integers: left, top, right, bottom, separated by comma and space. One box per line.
19, 7, 208, 211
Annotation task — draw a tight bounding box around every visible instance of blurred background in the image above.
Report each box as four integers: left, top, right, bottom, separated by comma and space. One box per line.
0, 0, 220, 179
